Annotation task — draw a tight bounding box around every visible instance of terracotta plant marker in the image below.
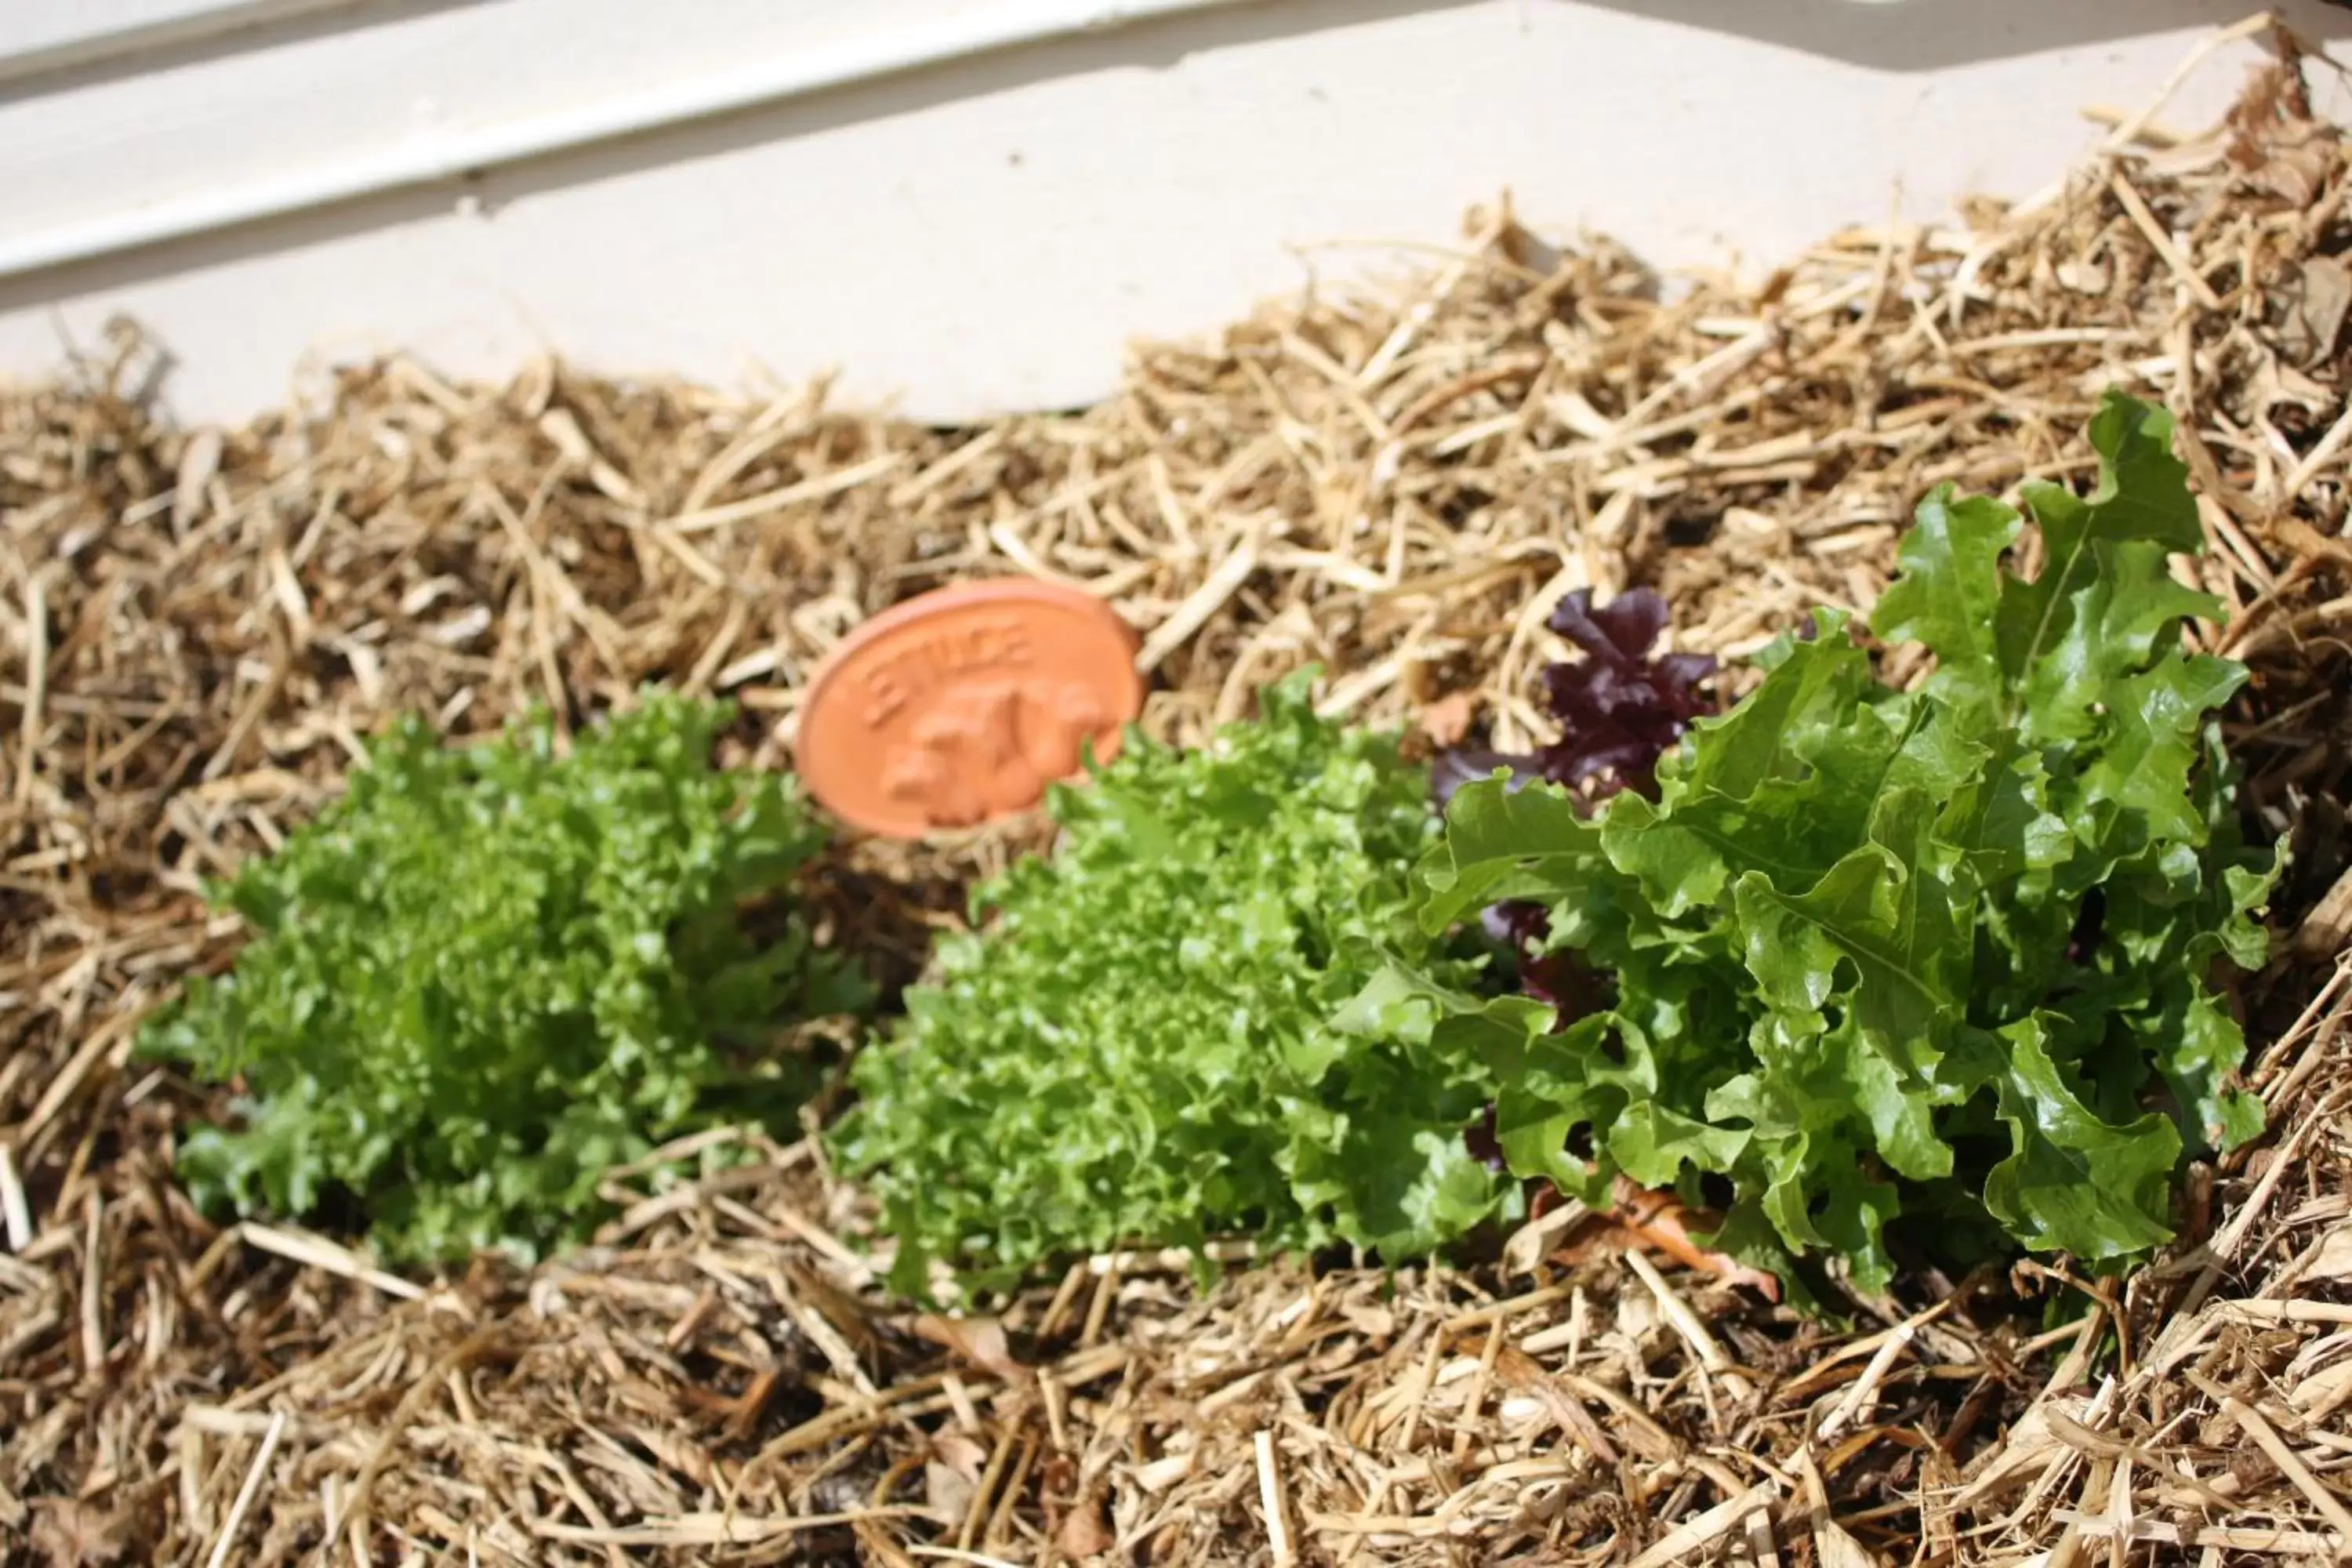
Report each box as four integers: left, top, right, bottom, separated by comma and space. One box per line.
795, 578, 1144, 838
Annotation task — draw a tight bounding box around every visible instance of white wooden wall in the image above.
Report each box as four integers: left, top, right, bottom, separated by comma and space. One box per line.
2, 0, 2348, 426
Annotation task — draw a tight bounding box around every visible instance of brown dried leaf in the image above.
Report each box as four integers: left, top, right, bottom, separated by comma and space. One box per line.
2224, 58, 2337, 205
933, 1431, 989, 1479
2292, 862, 2352, 960
1416, 690, 1479, 747
924, 1461, 975, 1521
30, 1499, 130, 1568
925, 1428, 987, 1517
2306, 1222, 2352, 1282
2291, 1356, 2352, 1419
1813, 1516, 1882, 1568
913, 1313, 1034, 1385
2279, 256, 2352, 367
1606, 1179, 1783, 1302
1501, 1197, 1592, 1277
784, 1258, 884, 1358
2245, 137, 2336, 206
1057, 1490, 1116, 1559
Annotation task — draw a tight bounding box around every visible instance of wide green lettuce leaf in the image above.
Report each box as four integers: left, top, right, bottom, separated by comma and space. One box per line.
1393, 391, 2278, 1298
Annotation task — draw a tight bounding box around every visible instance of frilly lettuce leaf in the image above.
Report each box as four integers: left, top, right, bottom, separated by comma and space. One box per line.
832, 670, 1513, 1301
1392, 391, 2278, 1298
140, 691, 870, 1268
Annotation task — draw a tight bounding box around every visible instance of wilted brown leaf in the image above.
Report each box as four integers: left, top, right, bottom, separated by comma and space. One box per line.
1501, 1196, 1591, 1277
1617, 1184, 1782, 1301
924, 1461, 975, 1520
1547, 1178, 1783, 1301
933, 1430, 989, 1479
2278, 256, 2352, 367
913, 1312, 1034, 1385
924, 1428, 989, 1519
31, 1499, 131, 1568
2306, 1221, 2352, 1282
1057, 1488, 1115, 1559
2292, 862, 2352, 960
1416, 691, 1479, 747
2227, 56, 2335, 205
1813, 1516, 1882, 1568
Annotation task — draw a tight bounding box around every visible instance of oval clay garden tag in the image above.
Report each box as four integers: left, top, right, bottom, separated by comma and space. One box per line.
795, 579, 1145, 838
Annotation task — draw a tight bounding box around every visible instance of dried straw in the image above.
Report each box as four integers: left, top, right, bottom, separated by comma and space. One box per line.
5, 15, 2352, 1563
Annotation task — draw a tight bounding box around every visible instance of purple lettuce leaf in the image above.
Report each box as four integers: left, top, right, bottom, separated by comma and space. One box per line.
1431, 587, 1717, 809
1436, 587, 1718, 1176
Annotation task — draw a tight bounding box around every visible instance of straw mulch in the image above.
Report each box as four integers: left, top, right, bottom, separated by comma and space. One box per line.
7, 17, 2352, 1565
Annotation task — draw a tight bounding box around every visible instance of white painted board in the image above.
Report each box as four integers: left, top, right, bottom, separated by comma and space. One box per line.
2, 0, 2348, 427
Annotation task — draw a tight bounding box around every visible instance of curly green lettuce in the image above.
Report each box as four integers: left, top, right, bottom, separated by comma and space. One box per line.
140, 691, 871, 1267
1388, 391, 2280, 1300
831, 670, 1511, 1300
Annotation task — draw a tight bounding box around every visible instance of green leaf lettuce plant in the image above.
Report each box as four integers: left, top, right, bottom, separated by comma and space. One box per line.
1390, 391, 2280, 1300
830, 670, 1512, 1301
140, 691, 871, 1268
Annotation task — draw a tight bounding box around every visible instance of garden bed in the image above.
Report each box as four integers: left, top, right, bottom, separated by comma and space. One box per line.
5, 22, 2352, 1567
